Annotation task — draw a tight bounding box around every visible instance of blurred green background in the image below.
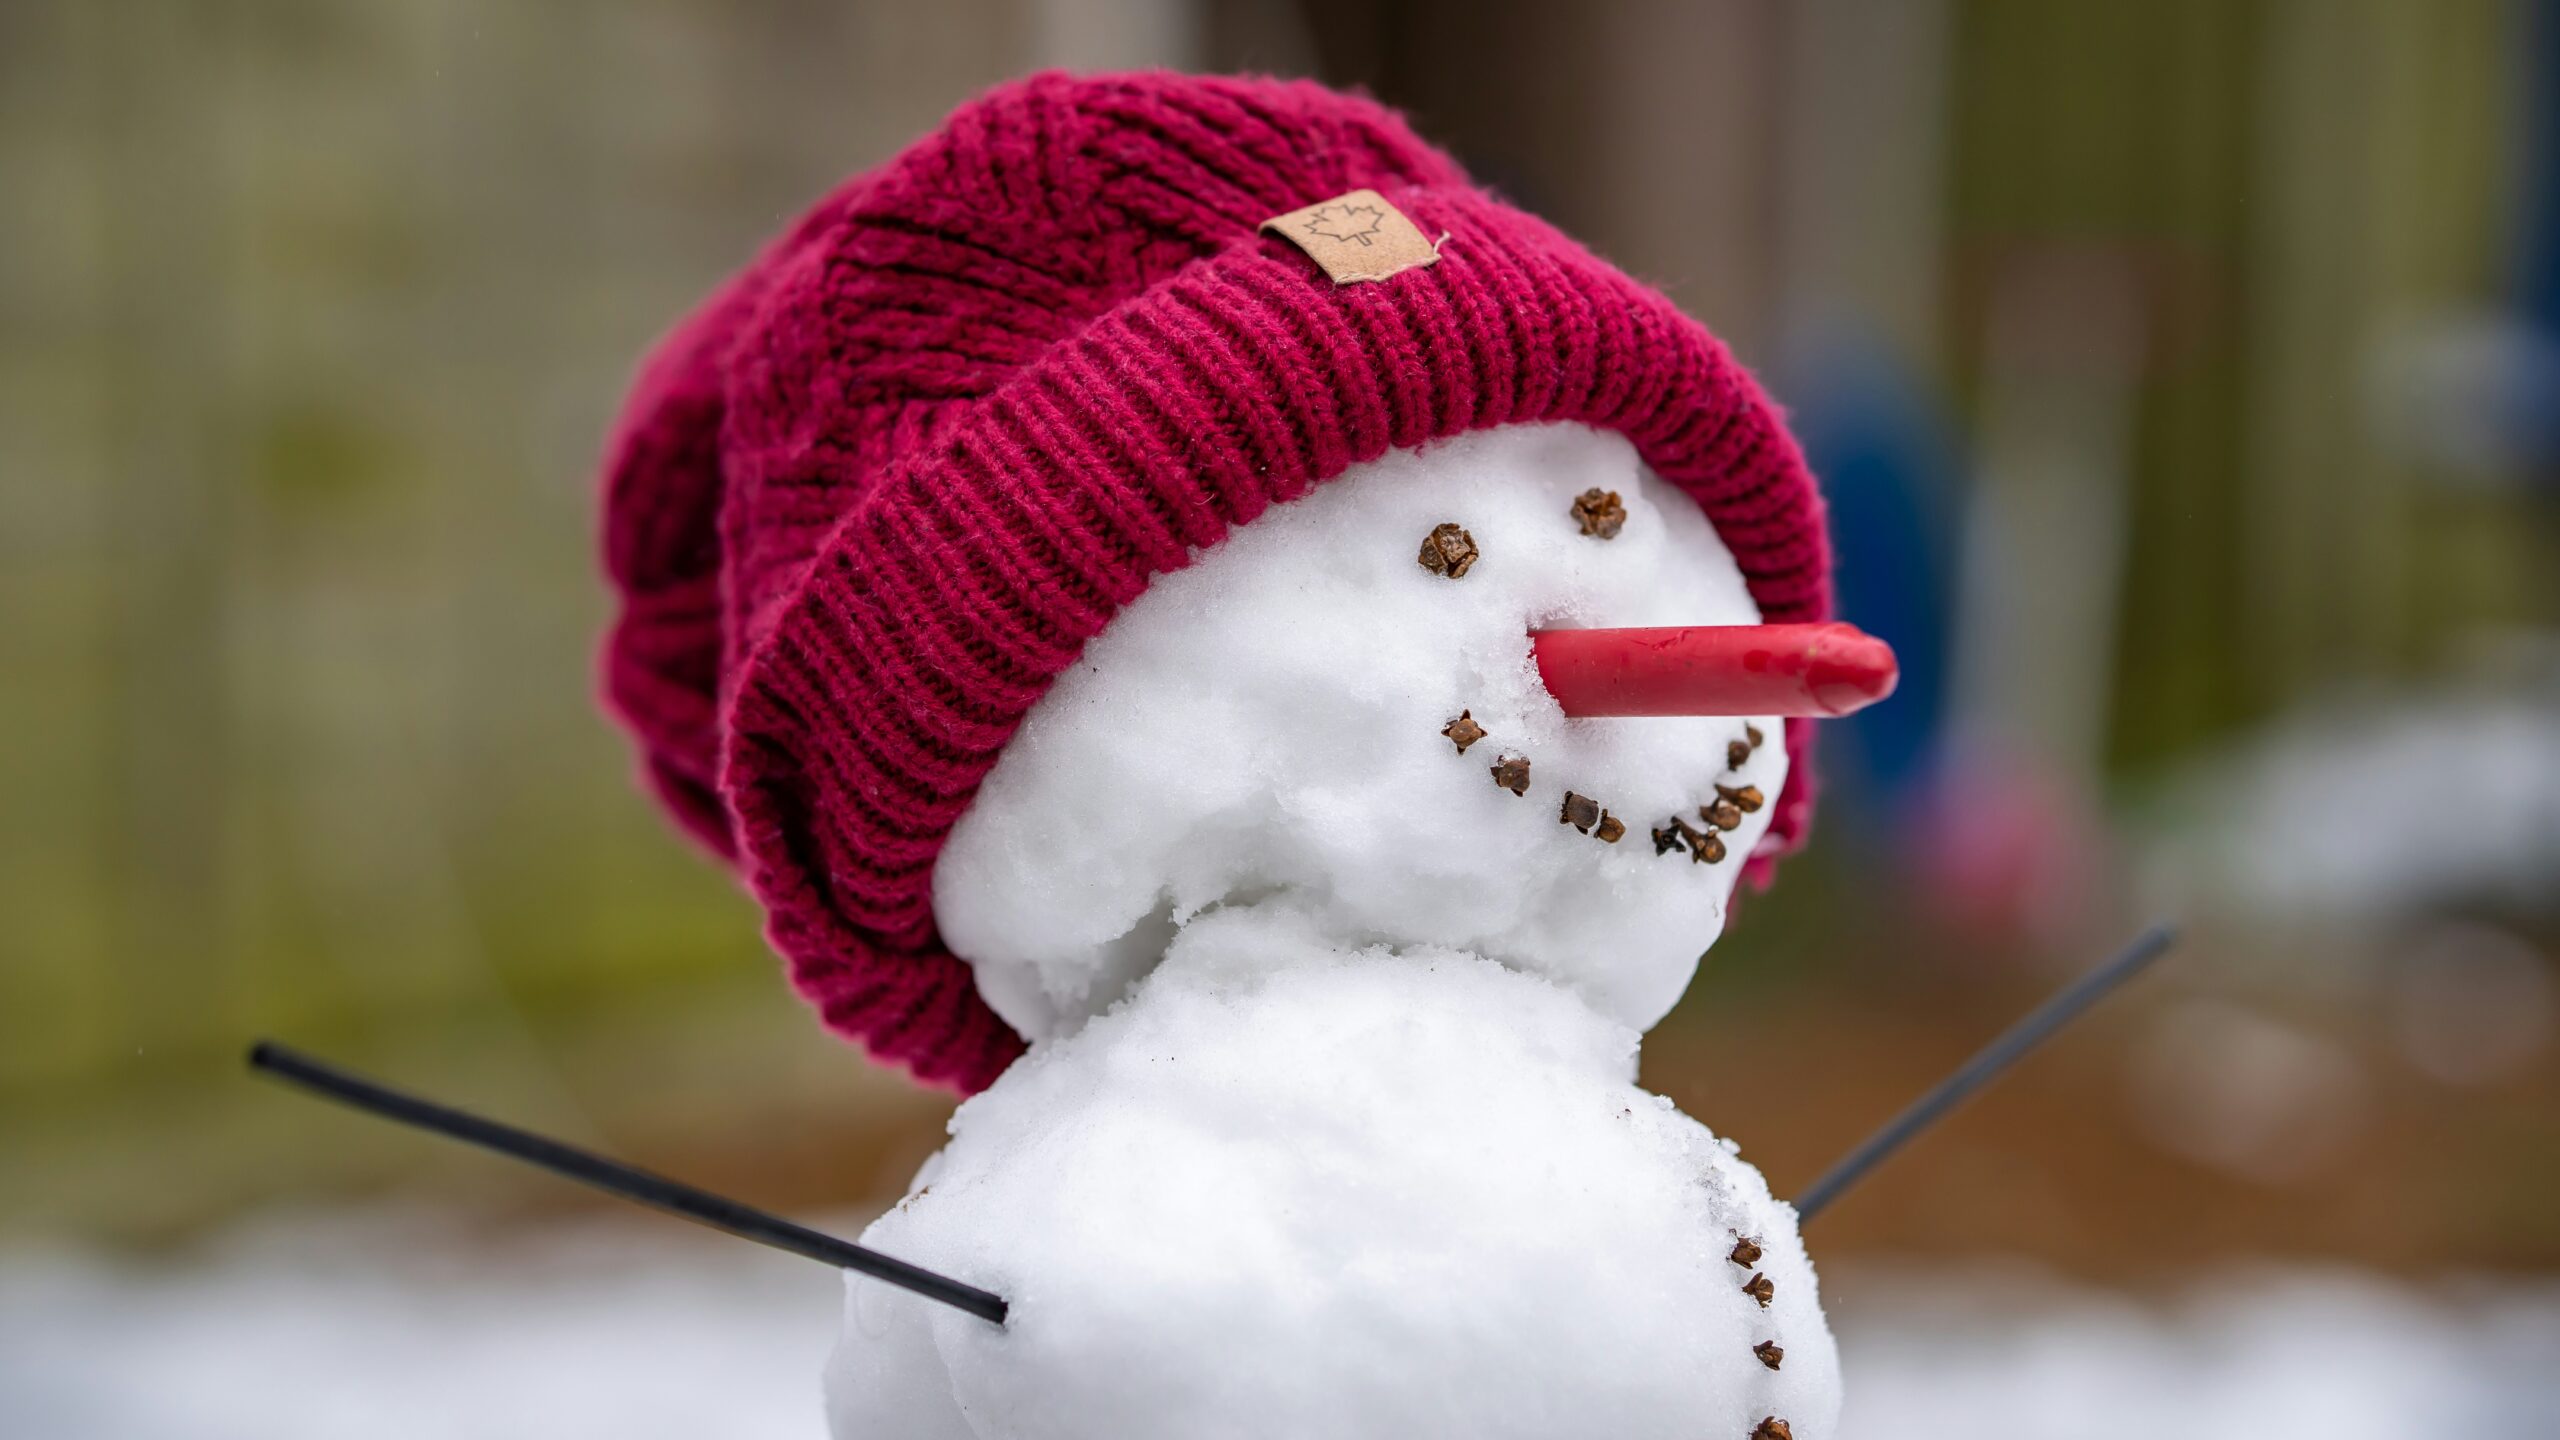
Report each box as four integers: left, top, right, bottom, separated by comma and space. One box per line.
4, 0, 2556, 1302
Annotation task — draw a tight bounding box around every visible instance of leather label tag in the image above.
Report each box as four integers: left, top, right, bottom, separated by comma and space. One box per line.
1259, 189, 1442, 284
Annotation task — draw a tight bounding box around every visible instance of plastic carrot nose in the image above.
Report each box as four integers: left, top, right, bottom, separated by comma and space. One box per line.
1531, 622, 1899, 718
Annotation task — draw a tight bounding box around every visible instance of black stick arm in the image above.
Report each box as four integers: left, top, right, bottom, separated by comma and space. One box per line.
246, 1041, 1008, 1326
1791, 922, 2179, 1224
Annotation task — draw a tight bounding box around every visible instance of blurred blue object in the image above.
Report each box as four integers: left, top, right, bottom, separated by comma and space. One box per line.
2515, 0, 2560, 480
1783, 321, 1959, 815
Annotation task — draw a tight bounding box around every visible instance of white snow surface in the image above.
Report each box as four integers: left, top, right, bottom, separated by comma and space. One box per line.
11, 1215, 2559, 1440
829, 904, 1840, 1440
2142, 678, 2560, 922
937, 422, 1786, 1043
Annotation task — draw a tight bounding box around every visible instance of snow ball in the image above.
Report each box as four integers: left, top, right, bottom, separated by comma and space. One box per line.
827, 905, 1841, 1440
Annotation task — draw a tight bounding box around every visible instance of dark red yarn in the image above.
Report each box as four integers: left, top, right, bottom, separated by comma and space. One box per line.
600, 72, 1833, 1093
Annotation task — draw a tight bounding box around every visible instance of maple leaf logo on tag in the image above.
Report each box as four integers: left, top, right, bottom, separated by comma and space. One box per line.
1258, 188, 1442, 285
1301, 200, 1387, 247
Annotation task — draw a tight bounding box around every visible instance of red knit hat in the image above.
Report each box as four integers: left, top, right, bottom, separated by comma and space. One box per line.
600, 72, 1833, 1093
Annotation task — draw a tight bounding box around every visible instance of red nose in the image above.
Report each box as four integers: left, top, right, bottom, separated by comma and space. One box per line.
1530, 622, 1900, 718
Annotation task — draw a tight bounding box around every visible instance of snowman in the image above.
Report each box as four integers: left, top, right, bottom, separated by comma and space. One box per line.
593, 72, 1895, 1440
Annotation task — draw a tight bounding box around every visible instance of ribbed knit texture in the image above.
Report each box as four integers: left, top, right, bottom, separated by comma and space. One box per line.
600, 72, 1833, 1093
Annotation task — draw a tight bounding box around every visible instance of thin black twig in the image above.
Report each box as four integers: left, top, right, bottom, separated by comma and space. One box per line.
1792, 922, 2179, 1224
245, 1041, 1008, 1326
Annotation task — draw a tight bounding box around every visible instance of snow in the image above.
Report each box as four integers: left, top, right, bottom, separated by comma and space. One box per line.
2141, 677, 2560, 922
833, 903, 1839, 1439
937, 422, 1785, 1044
9, 1216, 2556, 1439
0, 1211, 837, 1440
1839, 1262, 2560, 1439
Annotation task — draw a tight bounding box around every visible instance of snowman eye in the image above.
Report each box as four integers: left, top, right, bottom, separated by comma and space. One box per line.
1416, 521, 1477, 578
1569, 488, 1626, 539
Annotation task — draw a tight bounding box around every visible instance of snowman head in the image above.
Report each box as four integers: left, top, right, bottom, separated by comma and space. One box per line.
938, 421, 1810, 1042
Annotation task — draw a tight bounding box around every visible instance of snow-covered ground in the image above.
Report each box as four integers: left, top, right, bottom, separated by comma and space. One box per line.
2141, 670, 2560, 923
5, 1211, 2555, 1439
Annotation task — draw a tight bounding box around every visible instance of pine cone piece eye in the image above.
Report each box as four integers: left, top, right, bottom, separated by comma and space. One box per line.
1418, 522, 1478, 578
1569, 488, 1626, 539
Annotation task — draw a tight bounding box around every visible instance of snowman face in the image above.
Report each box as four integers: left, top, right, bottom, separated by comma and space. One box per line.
934, 421, 1787, 1043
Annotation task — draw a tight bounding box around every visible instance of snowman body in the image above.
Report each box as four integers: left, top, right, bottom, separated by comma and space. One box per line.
827, 424, 1841, 1439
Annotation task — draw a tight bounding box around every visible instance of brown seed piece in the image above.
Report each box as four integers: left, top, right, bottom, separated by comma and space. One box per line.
1489, 754, 1531, 795
1753, 1340, 1784, 1370
1652, 823, 1687, 856
1417, 522, 1479, 578
1569, 487, 1627, 540
1727, 738, 1752, 770
1672, 816, 1726, 864
1727, 1235, 1764, 1267
1560, 790, 1600, 833
1704, 799, 1744, 831
1746, 723, 1766, 750
1594, 811, 1626, 844
1751, 1419, 1793, 1440
1441, 710, 1486, 754
1742, 1272, 1775, 1307
1716, 783, 1765, 814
